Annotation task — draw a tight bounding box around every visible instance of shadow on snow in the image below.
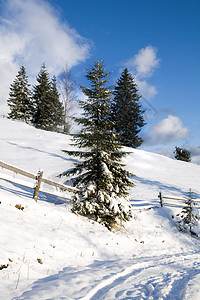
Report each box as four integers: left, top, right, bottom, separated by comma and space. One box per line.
8, 142, 79, 164
0, 181, 72, 206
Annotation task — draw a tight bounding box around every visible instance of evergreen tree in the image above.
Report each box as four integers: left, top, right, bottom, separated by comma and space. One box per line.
178, 189, 200, 235
112, 68, 145, 148
32, 64, 64, 131
7, 66, 33, 123
32, 63, 52, 130
174, 146, 191, 162
61, 60, 134, 229
50, 75, 65, 132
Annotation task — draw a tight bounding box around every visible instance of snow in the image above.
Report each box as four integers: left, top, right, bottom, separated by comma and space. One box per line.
1, 118, 200, 299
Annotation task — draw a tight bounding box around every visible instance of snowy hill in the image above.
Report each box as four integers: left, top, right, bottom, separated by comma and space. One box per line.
1, 118, 200, 299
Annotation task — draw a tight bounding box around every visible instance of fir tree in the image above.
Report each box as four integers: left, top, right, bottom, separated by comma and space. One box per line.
32, 64, 64, 131
174, 146, 191, 162
7, 66, 33, 123
61, 60, 134, 229
112, 68, 145, 148
50, 75, 65, 132
32, 63, 52, 130
178, 189, 200, 235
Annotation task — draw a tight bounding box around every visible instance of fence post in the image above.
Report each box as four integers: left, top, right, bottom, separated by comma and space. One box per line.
158, 191, 163, 207
33, 169, 43, 202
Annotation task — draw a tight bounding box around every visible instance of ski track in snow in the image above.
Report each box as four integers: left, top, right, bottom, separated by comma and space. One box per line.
15, 252, 200, 300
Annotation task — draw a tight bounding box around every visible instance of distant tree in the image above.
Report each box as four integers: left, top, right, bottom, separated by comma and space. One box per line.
58, 66, 77, 133
32, 64, 64, 131
174, 146, 191, 162
7, 66, 33, 123
112, 68, 146, 148
61, 60, 134, 229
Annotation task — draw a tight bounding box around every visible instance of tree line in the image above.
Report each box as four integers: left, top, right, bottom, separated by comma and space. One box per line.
7, 61, 146, 147
7, 59, 146, 229
8, 64, 66, 132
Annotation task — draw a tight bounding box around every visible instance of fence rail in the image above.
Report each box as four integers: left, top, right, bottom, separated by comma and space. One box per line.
0, 160, 78, 201
0, 161, 36, 180
158, 191, 200, 209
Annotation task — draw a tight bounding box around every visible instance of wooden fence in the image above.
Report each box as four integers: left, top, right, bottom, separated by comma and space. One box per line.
0, 160, 78, 201
158, 191, 200, 209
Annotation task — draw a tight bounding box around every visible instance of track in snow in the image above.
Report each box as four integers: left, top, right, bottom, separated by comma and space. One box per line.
83, 253, 200, 300
16, 251, 200, 300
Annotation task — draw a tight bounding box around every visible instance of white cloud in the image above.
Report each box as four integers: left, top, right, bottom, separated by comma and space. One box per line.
0, 0, 90, 114
136, 79, 158, 99
125, 46, 160, 100
142, 115, 190, 146
126, 46, 160, 79
134, 46, 160, 78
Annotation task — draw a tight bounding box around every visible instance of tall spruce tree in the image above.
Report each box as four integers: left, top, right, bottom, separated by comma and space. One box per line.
112, 68, 145, 148
32, 63, 52, 130
50, 75, 65, 132
61, 60, 134, 229
7, 66, 33, 123
32, 64, 64, 131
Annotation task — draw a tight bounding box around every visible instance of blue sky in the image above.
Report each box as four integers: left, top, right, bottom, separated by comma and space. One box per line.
0, 0, 200, 161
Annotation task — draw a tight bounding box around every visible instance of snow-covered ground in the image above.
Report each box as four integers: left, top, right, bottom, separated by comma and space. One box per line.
1, 118, 200, 299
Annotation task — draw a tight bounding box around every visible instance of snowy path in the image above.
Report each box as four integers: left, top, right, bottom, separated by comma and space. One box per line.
15, 251, 200, 300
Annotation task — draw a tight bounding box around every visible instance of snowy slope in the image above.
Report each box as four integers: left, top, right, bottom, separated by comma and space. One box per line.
1, 118, 200, 300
